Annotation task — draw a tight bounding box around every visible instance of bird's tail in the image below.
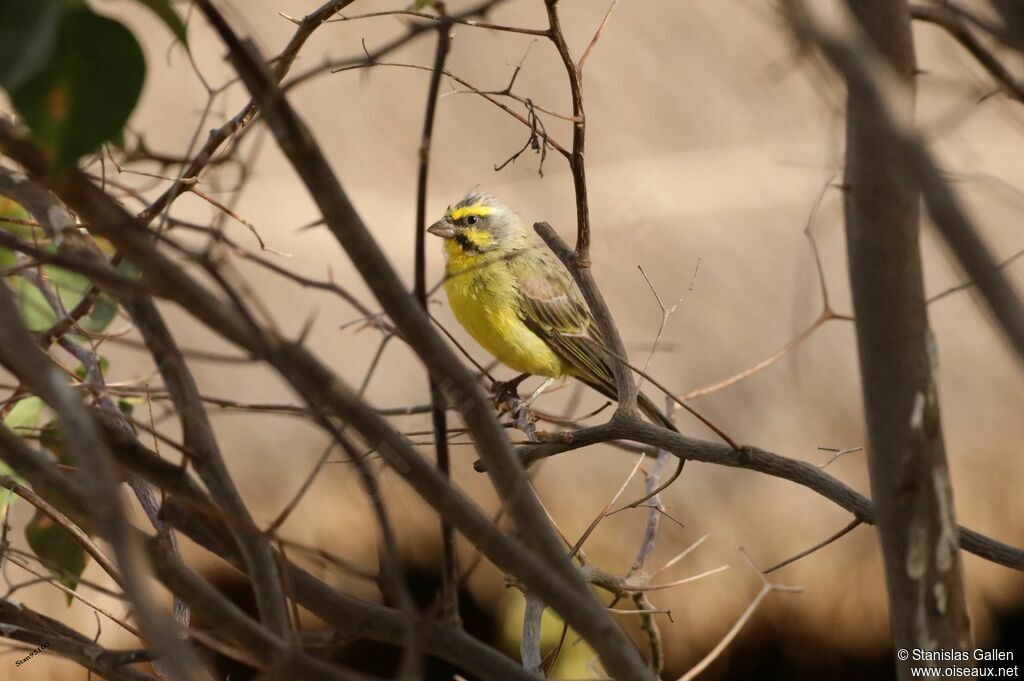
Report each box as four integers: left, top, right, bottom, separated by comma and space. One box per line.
637, 389, 679, 433
578, 374, 678, 432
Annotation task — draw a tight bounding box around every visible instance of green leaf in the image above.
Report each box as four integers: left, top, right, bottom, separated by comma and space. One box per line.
14, 263, 121, 333
25, 510, 88, 605
16, 275, 58, 330
0, 196, 35, 268
8, 6, 146, 169
45, 263, 120, 333
73, 356, 109, 381
0, 396, 40, 518
81, 294, 119, 333
39, 418, 70, 466
4, 396, 44, 433
0, 458, 23, 520
127, 0, 189, 46
0, 0, 64, 91
0, 194, 34, 238
117, 396, 142, 417
411, 0, 436, 8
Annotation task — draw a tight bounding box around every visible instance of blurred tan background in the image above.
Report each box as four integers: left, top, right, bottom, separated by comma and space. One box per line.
5, 0, 1024, 678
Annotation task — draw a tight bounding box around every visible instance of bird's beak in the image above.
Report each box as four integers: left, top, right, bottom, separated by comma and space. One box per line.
427, 219, 456, 239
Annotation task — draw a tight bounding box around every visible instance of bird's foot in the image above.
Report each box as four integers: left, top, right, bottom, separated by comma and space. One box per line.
491, 375, 554, 443
491, 373, 530, 414
509, 402, 540, 441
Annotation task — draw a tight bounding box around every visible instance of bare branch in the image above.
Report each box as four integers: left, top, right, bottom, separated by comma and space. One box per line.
187, 7, 655, 677
322, 9, 547, 36
763, 519, 863, 574
0, 476, 120, 587
676, 551, 801, 681
911, 4, 1024, 104
790, 0, 974, 660
511, 416, 1024, 571
0, 289, 211, 681
121, 294, 292, 638
579, 0, 621, 71
0, 599, 156, 681
789, 0, 1024, 364
139, 0, 362, 224
413, 19, 461, 626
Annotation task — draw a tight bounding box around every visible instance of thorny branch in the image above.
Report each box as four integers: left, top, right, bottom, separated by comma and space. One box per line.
1, 1, 1023, 679
414, 16, 461, 626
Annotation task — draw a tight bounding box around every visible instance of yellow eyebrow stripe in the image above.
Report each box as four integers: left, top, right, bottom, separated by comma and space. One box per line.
448, 205, 494, 221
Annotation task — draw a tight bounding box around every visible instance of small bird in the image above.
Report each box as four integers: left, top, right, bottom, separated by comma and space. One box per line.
427, 192, 679, 433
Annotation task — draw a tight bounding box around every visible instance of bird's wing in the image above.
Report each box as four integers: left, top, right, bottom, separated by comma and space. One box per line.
511, 250, 615, 388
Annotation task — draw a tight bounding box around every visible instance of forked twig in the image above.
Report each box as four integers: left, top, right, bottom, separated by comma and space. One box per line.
676, 550, 801, 681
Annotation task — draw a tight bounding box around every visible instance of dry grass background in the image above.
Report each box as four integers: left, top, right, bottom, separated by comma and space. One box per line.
4, 0, 1024, 678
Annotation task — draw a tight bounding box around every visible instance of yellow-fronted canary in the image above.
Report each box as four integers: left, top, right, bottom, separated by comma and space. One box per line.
428, 192, 677, 432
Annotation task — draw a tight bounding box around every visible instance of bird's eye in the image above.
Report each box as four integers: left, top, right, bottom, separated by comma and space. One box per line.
466, 215, 478, 225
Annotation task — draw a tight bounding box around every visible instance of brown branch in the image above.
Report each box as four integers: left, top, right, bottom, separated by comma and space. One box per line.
676, 551, 801, 681
0, 476, 120, 587
0, 229, 146, 298
413, 19, 461, 627
578, 0, 621, 71
1, 80, 655, 681
5, 143, 285, 630
320, 9, 548, 36
99, 422, 535, 681
5, 432, 374, 681
120, 297, 292, 638
187, 6, 654, 678
791, 0, 979, 664
283, 0, 514, 92
535, 222, 640, 418
327, 59, 571, 157
911, 3, 1024, 103
763, 518, 863, 574
543, 0, 592, 259
161, 218, 387, 330
986, 0, 1024, 54
187, 186, 276, 253
927, 244, 1024, 304
0, 600, 155, 681
678, 307, 841, 402
0, 292, 211, 681
629, 444, 672, 676
148, 537, 374, 681
569, 453, 647, 559
507, 416, 1024, 571
158, 497, 540, 681
679, 184, 850, 402
4, 554, 140, 638
138, 0, 360, 224
53, 404, 526, 681
142, 0, 512, 224
7, 225, 185, 630
791, 0, 1024, 364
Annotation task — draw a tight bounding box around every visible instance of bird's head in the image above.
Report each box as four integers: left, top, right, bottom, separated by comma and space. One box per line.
427, 193, 525, 254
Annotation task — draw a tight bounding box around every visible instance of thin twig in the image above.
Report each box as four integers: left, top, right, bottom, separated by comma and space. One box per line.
322, 9, 548, 36
676, 551, 801, 681
578, 0, 621, 71
911, 4, 1024, 103
413, 19, 460, 626
763, 519, 863, 574
0, 476, 120, 587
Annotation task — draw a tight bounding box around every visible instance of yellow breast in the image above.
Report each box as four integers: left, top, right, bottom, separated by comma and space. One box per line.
443, 241, 567, 378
